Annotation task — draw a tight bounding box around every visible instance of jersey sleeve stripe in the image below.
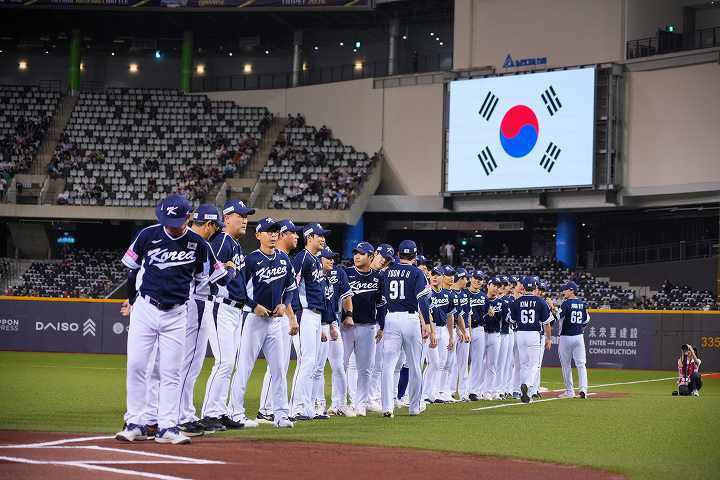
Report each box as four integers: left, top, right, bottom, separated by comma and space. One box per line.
416, 287, 431, 299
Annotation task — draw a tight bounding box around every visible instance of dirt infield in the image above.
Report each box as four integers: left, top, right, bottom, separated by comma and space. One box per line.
0, 431, 623, 480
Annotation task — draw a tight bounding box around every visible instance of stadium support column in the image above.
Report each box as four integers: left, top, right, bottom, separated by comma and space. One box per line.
343, 216, 364, 260
292, 31, 303, 88
388, 17, 399, 76
181, 31, 193, 94
556, 213, 577, 269
68, 29, 81, 96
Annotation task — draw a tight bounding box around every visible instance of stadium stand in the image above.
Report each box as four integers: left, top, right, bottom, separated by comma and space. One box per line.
640, 281, 718, 311
0, 86, 60, 182
5, 249, 126, 298
260, 114, 381, 210
49, 88, 272, 207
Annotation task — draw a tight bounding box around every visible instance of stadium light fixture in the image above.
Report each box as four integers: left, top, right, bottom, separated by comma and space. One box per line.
18, 60, 28, 70
355, 41, 361, 48
339, 42, 344, 46
44, 50, 49, 54
154, 50, 161, 59
228, 52, 233, 57
196, 64, 205, 74
314, 46, 319, 51
80, 63, 85, 71
265, 50, 270, 55
129, 63, 139, 73
402, 35, 407, 40
243, 63, 252, 74
352, 48, 357, 53
440, 42, 444, 46
354, 60, 363, 71
111, 52, 115, 56
430, 32, 434, 37
302, 62, 308, 71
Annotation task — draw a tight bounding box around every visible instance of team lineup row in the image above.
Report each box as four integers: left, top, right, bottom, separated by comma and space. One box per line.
114, 194, 591, 445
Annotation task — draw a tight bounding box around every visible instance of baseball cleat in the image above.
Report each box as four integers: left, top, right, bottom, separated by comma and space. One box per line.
355, 407, 367, 417
409, 402, 427, 416
520, 384, 530, 404
256, 412, 275, 424
469, 394, 479, 401
313, 413, 330, 420
366, 401, 383, 413
115, 424, 147, 442
382, 411, 394, 418
198, 416, 226, 433
145, 423, 158, 439
536, 391, 543, 399
155, 427, 191, 445
275, 418, 294, 428
327, 408, 338, 416
579, 391, 587, 399
531, 393, 541, 401
433, 399, 446, 404
337, 406, 356, 417
557, 391, 574, 399
219, 415, 245, 429
178, 421, 205, 437
290, 414, 313, 422
512, 392, 521, 400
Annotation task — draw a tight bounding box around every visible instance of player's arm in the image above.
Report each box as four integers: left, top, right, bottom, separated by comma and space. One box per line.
540, 303, 553, 349
447, 313, 455, 351
205, 242, 228, 285
121, 228, 148, 311
338, 269, 354, 326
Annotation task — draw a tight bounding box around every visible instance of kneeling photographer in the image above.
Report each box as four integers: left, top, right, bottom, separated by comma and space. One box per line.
674, 344, 702, 397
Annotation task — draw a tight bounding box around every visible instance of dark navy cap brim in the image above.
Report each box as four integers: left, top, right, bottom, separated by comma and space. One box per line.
160, 215, 187, 228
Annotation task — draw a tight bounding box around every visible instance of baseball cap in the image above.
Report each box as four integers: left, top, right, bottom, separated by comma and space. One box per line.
454, 267, 467, 281
376, 244, 395, 260
223, 199, 255, 216
156, 194, 192, 228
303, 223, 331, 237
431, 265, 444, 276
416, 255, 429, 265
510, 275, 521, 284
277, 219, 302, 234
522, 276, 536, 290
472, 270, 487, 280
352, 241, 375, 255
398, 240, 417, 255
488, 276, 504, 286
320, 247, 338, 259
255, 217, 280, 233
441, 265, 455, 276
193, 203, 225, 228
560, 281, 579, 292
538, 280, 548, 291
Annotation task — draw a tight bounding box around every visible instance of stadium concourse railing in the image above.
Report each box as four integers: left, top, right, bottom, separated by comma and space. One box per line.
626, 25, 720, 59
592, 239, 717, 267
1, 295, 718, 371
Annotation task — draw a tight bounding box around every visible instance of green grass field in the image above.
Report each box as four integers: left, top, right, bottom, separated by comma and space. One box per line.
0, 351, 718, 479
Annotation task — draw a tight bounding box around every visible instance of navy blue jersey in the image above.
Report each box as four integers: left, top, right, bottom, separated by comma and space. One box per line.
483, 296, 506, 333
327, 267, 353, 322
500, 294, 515, 334
293, 249, 327, 312
455, 289, 470, 327
345, 267, 385, 325
430, 288, 455, 327
382, 263, 430, 314
210, 232, 247, 303
122, 224, 226, 305
559, 298, 590, 336
468, 290, 488, 328
509, 294, 553, 332
243, 249, 297, 311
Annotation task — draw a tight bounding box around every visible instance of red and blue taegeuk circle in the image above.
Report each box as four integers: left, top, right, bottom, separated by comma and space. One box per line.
499, 105, 539, 158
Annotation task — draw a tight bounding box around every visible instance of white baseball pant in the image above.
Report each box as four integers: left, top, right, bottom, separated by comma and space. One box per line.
368, 327, 383, 405
393, 351, 406, 400
479, 332, 500, 394
559, 334, 588, 394
494, 333, 510, 393
421, 325, 448, 401
502, 332, 515, 394
229, 313, 290, 422
516, 330, 542, 390
125, 342, 158, 426
124, 295, 186, 430
258, 314, 293, 417
341, 323, 376, 410
311, 324, 348, 412
441, 334, 457, 398
510, 330, 521, 394
381, 312, 423, 415
177, 299, 212, 424
468, 326, 485, 396
455, 338, 470, 399
201, 302, 242, 419
290, 309, 322, 417
531, 335, 546, 396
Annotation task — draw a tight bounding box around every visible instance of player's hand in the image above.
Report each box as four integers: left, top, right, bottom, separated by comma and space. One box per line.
430, 332, 438, 349
421, 323, 430, 340
321, 330, 328, 342
448, 337, 455, 351
488, 306, 496, 317
375, 329, 384, 343
330, 324, 339, 341
120, 300, 132, 316
545, 338, 553, 350
224, 261, 237, 270
254, 304, 271, 317
342, 316, 354, 327
288, 316, 299, 336
273, 304, 286, 317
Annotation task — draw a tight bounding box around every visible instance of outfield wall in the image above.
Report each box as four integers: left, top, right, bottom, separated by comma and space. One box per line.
1, 298, 718, 371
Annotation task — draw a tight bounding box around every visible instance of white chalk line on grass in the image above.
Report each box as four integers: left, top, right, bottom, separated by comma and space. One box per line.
471, 374, 686, 412
0, 455, 191, 480
0, 435, 115, 448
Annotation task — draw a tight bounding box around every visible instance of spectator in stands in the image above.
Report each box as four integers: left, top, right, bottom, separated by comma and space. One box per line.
57, 190, 70, 205
0, 176, 6, 201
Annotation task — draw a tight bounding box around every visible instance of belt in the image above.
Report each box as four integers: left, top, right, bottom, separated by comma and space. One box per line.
207, 295, 244, 309
485, 329, 499, 334
142, 294, 182, 311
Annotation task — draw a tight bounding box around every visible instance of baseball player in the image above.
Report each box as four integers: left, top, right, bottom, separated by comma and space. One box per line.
343, 241, 386, 416
530, 279, 554, 399
200, 199, 255, 431
176, 204, 227, 437
509, 276, 553, 404
498, 276, 519, 399
557, 281, 590, 398
480, 276, 505, 400
451, 268, 472, 401
311, 246, 353, 418
290, 223, 330, 420
467, 270, 488, 401
380, 240, 431, 417
366, 243, 395, 412
256, 219, 302, 424
116, 194, 227, 445
228, 217, 297, 428
422, 265, 456, 403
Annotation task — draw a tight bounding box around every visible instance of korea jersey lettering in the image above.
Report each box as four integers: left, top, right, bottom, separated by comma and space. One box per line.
382, 263, 430, 314
500, 294, 515, 334
243, 249, 297, 311
509, 294, 553, 332
192, 240, 227, 299
468, 290, 488, 328
344, 267, 385, 324
559, 298, 590, 336
456, 289, 470, 327
122, 224, 226, 306
430, 288, 455, 327
210, 232, 246, 303
293, 249, 327, 312
326, 267, 352, 323
483, 296, 506, 333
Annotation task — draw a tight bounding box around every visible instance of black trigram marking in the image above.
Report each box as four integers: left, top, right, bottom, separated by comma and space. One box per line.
540, 142, 561, 172
478, 91, 499, 121
478, 146, 498, 175
541, 85, 562, 116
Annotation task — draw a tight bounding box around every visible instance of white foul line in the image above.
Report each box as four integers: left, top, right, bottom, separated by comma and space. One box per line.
0, 435, 115, 449
0, 456, 192, 480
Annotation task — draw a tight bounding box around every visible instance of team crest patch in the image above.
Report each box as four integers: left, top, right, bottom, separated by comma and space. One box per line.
187, 242, 197, 250
280, 259, 287, 265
